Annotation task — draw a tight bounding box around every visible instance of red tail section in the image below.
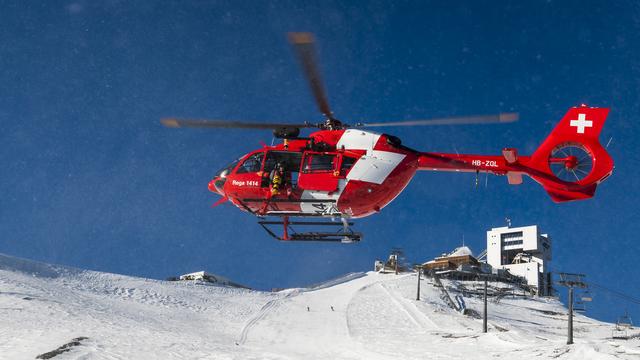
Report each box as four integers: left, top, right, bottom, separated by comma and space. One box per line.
527, 105, 613, 202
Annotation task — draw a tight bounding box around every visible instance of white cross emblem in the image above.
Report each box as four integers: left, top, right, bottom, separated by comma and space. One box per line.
570, 113, 593, 134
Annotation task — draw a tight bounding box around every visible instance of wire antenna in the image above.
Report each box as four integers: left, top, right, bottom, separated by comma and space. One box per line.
606, 137, 613, 149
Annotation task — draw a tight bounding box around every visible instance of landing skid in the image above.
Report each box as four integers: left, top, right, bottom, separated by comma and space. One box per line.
258, 217, 362, 243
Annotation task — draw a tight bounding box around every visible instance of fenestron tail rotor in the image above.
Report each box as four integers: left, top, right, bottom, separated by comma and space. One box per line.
548, 144, 593, 183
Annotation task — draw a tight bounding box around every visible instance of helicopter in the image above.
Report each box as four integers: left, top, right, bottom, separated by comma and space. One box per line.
162, 32, 614, 243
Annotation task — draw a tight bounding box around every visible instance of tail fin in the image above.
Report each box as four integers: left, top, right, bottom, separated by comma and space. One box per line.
527, 105, 613, 202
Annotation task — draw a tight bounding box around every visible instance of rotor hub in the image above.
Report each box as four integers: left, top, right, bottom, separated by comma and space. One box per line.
564, 155, 579, 170
322, 117, 346, 130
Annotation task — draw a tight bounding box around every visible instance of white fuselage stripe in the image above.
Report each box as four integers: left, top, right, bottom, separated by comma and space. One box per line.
347, 150, 406, 185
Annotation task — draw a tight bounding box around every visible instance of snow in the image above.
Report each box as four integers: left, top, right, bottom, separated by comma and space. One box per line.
448, 246, 473, 257
1, 253, 639, 359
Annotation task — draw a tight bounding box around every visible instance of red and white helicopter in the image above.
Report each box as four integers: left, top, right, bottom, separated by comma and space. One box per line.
163, 33, 614, 242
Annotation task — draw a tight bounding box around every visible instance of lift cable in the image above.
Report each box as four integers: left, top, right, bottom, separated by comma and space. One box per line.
589, 283, 640, 305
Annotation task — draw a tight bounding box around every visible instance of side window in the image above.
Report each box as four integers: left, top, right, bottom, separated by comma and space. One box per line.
264, 151, 303, 173
303, 153, 337, 173
236, 152, 264, 174
340, 155, 358, 176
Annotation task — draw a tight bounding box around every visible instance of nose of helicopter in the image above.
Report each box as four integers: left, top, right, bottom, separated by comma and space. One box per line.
208, 177, 225, 196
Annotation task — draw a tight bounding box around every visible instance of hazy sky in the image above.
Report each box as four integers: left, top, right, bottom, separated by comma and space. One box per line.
1, 1, 638, 322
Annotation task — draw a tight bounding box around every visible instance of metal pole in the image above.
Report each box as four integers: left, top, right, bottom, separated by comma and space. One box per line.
557, 272, 586, 345
567, 287, 574, 345
395, 256, 398, 275
483, 278, 488, 333
416, 268, 421, 301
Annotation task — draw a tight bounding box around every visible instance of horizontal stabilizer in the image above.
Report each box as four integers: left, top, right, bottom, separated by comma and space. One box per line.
541, 183, 597, 203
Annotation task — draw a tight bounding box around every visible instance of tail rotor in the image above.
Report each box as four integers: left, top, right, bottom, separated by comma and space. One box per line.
548, 144, 593, 183
528, 105, 613, 202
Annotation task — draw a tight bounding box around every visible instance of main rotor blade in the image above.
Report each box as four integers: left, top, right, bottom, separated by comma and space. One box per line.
288, 32, 333, 118
161, 118, 314, 129
354, 113, 519, 127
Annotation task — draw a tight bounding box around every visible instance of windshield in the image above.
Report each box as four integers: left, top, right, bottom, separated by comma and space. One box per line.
216, 158, 240, 178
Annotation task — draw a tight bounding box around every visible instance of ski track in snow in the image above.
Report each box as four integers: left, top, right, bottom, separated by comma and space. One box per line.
379, 281, 439, 330
1, 254, 639, 359
237, 289, 299, 345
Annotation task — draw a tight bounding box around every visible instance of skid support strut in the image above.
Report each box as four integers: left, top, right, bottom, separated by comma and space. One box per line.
258, 218, 362, 242
283, 216, 289, 240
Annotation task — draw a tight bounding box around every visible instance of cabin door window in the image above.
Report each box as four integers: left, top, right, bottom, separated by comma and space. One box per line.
298, 152, 340, 192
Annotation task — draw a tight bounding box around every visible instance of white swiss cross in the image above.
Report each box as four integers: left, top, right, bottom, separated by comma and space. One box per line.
570, 113, 593, 134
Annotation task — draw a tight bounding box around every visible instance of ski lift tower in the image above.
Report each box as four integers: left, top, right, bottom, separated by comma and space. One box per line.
557, 272, 588, 345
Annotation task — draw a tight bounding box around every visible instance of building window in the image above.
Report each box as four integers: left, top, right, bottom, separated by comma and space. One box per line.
503, 239, 523, 246
501, 231, 523, 240
502, 249, 522, 265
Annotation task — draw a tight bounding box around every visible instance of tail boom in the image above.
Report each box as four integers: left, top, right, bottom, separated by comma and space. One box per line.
416, 105, 613, 202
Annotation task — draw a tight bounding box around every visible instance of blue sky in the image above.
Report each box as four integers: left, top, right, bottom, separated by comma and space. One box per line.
1, 1, 638, 322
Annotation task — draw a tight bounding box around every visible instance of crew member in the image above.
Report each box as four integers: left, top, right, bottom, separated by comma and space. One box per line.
270, 162, 286, 196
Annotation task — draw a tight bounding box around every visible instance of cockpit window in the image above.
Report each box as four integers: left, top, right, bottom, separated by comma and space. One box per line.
237, 152, 264, 174
216, 159, 240, 178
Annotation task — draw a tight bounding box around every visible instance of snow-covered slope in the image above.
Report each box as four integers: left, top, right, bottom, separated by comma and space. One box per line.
1, 253, 638, 359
